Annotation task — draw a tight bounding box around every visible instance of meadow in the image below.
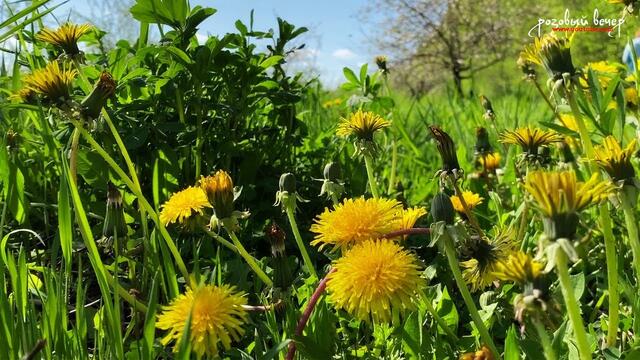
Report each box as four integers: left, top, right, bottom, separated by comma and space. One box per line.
2, 0, 640, 359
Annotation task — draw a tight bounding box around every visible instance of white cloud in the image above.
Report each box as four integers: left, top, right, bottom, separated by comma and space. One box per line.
195, 33, 209, 45
332, 48, 356, 59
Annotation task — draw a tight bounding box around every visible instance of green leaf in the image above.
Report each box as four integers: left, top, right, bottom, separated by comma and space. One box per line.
342, 67, 359, 85
58, 166, 73, 270
259, 55, 283, 69
571, 272, 585, 301
504, 325, 520, 360
359, 63, 368, 83
130, 0, 187, 28
165, 46, 193, 66
436, 286, 459, 331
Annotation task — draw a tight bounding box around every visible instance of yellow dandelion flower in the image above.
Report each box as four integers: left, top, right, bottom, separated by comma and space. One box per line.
396, 206, 427, 231
159, 186, 211, 225
625, 87, 639, 108
337, 110, 390, 140
322, 98, 342, 108
559, 114, 578, 132
493, 251, 543, 285
581, 61, 622, 89
199, 170, 235, 218
594, 136, 637, 183
310, 197, 402, 251
521, 32, 576, 80
460, 345, 495, 360
478, 152, 501, 172
499, 127, 563, 154
460, 229, 517, 292
450, 191, 483, 214
22, 61, 77, 103
525, 170, 615, 239
156, 284, 248, 357
36, 23, 92, 56
525, 170, 615, 217
326, 239, 426, 323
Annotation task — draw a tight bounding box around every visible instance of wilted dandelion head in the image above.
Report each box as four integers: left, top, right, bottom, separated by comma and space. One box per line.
594, 136, 637, 184
337, 110, 390, 141
521, 32, 576, 81
499, 127, 563, 155
326, 239, 426, 324
474, 127, 493, 155
450, 191, 483, 214
199, 170, 235, 219
310, 197, 402, 251
493, 251, 543, 286
81, 71, 117, 119
159, 186, 211, 225
22, 61, 77, 104
36, 23, 92, 56
459, 229, 517, 292
156, 284, 248, 357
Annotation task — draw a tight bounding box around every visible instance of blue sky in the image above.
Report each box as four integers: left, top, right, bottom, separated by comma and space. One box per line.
50, 0, 376, 87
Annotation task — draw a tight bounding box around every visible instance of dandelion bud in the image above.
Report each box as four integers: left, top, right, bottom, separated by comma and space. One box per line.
266, 221, 286, 257
431, 192, 455, 225
199, 170, 235, 219
81, 71, 116, 119
265, 221, 293, 289
479, 95, 495, 120
323, 162, 341, 182
101, 182, 127, 247
279, 173, 296, 193
428, 125, 461, 179
474, 127, 492, 155
375, 55, 389, 74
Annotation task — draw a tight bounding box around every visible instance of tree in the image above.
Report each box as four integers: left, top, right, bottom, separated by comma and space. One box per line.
363, 0, 542, 96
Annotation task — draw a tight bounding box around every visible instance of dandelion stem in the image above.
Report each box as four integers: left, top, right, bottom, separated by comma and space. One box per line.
286, 268, 335, 360
285, 206, 318, 280
532, 318, 557, 360
204, 229, 238, 253
388, 140, 398, 194
555, 249, 592, 360
330, 193, 340, 206
567, 86, 621, 346
69, 128, 80, 185
600, 202, 619, 348
227, 230, 273, 286
442, 229, 498, 358
532, 78, 563, 124
364, 154, 379, 197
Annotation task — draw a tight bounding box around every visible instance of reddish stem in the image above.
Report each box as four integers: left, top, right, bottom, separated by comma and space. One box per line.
284, 227, 430, 359
381, 227, 430, 239
286, 268, 336, 360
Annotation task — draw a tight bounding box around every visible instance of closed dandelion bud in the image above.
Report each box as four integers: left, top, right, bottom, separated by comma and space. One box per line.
102, 182, 127, 239
429, 125, 462, 179
323, 162, 341, 182
431, 192, 455, 225
279, 173, 296, 193
474, 127, 492, 155
266, 222, 286, 257
200, 170, 235, 219
479, 95, 495, 120
265, 222, 293, 289
81, 71, 116, 120
375, 55, 389, 74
